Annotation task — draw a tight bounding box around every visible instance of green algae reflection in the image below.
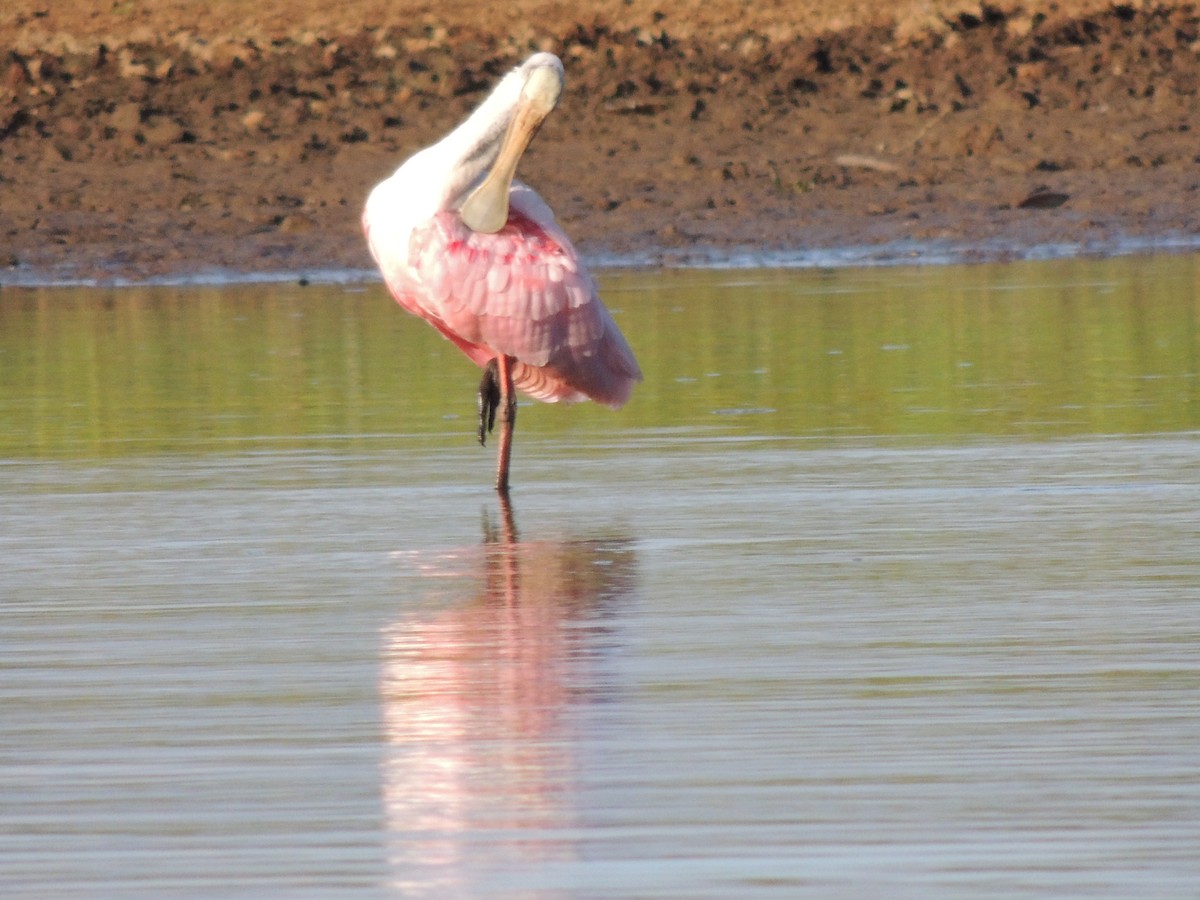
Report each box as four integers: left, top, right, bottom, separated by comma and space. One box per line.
2, 254, 1198, 458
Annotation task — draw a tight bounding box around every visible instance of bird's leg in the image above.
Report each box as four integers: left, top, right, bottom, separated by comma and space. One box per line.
495, 354, 517, 495
477, 358, 500, 446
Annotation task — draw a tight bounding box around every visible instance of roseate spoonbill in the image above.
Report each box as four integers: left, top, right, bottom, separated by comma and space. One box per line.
363, 52, 642, 494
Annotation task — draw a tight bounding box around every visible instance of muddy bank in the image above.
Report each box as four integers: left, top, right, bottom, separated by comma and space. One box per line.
1, 2, 1198, 283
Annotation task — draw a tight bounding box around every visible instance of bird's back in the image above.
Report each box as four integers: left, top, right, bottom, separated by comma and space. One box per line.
366, 184, 641, 408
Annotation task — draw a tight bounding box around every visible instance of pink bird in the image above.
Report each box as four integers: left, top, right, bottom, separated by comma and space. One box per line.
363, 52, 642, 494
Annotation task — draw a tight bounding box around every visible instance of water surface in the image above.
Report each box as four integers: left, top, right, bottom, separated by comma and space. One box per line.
2, 255, 1199, 897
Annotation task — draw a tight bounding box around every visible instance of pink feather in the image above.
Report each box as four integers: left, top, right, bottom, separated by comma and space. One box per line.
368, 205, 641, 408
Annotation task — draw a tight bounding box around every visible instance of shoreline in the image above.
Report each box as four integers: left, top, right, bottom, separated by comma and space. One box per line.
6, 230, 1200, 289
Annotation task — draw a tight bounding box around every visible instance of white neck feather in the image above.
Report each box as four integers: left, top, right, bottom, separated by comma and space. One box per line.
417, 66, 529, 210
366, 54, 563, 234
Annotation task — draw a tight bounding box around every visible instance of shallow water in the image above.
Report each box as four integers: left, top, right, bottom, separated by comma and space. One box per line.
2, 256, 1200, 897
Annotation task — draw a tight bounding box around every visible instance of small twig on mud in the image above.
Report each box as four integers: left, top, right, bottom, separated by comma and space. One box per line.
833, 154, 900, 173
909, 107, 952, 149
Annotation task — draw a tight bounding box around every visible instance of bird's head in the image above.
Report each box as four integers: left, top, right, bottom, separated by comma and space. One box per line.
459, 54, 564, 234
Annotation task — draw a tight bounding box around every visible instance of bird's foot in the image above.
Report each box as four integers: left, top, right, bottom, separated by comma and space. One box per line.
477, 358, 501, 446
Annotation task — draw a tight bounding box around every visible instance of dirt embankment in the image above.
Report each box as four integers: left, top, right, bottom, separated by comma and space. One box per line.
1, 1, 1198, 282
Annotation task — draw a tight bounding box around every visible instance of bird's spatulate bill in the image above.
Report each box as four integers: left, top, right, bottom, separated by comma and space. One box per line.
460, 66, 562, 234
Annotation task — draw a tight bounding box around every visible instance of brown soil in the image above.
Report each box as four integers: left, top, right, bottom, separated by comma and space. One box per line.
2, 1, 1198, 282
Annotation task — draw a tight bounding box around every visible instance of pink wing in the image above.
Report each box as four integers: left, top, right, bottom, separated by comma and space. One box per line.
379, 205, 641, 408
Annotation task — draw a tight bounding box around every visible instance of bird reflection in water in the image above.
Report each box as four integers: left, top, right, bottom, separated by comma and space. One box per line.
380, 496, 635, 892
